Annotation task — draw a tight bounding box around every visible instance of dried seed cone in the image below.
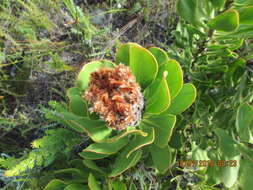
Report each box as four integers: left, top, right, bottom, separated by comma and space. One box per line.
84, 64, 144, 130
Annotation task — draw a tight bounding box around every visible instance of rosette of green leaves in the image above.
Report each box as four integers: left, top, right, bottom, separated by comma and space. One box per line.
46, 43, 196, 176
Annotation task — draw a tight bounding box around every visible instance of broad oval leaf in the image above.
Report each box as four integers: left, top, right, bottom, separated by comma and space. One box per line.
166, 83, 196, 115
65, 117, 111, 142
144, 77, 170, 114
111, 181, 127, 190
149, 144, 173, 174
47, 111, 112, 142
220, 155, 240, 188
239, 158, 253, 190
88, 173, 102, 190
79, 151, 109, 160
109, 149, 142, 177
115, 42, 158, 89
125, 127, 155, 158
236, 103, 253, 143
64, 184, 89, 190
67, 87, 88, 117
214, 128, 239, 158
149, 47, 169, 66
76, 60, 114, 90
100, 129, 147, 143
82, 136, 128, 155
44, 179, 66, 190
157, 60, 183, 99
208, 10, 239, 32
142, 114, 176, 148
54, 168, 86, 177
239, 6, 253, 25
83, 159, 105, 174
177, 0, 201, 24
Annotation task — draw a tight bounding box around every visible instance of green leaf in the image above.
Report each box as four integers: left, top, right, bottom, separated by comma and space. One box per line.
100, 129, 147, 143
111, 181, 127, 190
210, 0, 226, 9
44, 179, 66, 190
220, 155, 240, 188
236, 143, 253, 162
88, 173, 102, 190
76, 60, 114, 90
157, 60, 183, 99
144, 77, 170, 114
239, 6, 253, 25
46, 110, 112, 142
236, 103, 253, 143
142, 114, 176, 148
64, 184, 89, 190
83, 159, 105, 174
125, 127, 155, 158
76, 118, 112, 142
110, 149, 142, 177
208, 10, 239, 32
79, 152, 108, 160
149, 144, 172, 173
239, 158, 253, 190
54, 168, 87, 178
67, 87, 88, 117
115, 42, 158, 89
166, 83, 196, 115
82, 136, 128, 155
215, 128, 239, 158
149, 47, 169, 66
177, 0, 201, 24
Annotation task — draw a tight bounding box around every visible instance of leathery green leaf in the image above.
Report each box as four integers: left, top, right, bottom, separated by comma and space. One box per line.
208, 9, 239, 32
44, 179, 66, 190
144, 75, 170, 114
115, 42, 158, 89
111, 181, 127, 190
166, 83, 196, 115
88, 173, 102, 190
239, 158, 253, 190
115, 42, 142, 65
76, 60, 114, 90
149, 144, 172, 173
83, 159, 105, 174
82, 136, 128, 155
109, 149, 142, 177
214, 128, 239, 158
239, 6, 253, 25
64, 184, 88, 190
177, 0, 201, 24
149, 47, 169, 66
125, 127, 155, 158
220, 155, 240, 188
79, 151, 109, 160
142, 114, 176, 148
158, 60, 183, 99
66, 117, 112, 142
67, 87, 88, 117
99, 129, 147, 143
46, 108, 112, 142
236, 103, 253, 143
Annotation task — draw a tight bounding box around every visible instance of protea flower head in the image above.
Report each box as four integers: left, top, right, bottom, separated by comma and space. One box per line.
84, 64, 144, 130
56, 42, 196, 177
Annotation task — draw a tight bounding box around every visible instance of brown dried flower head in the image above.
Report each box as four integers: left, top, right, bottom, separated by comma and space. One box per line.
84, 64, 144, 130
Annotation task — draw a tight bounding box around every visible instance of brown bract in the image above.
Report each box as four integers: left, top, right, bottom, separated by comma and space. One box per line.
84, 64, 144, 130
